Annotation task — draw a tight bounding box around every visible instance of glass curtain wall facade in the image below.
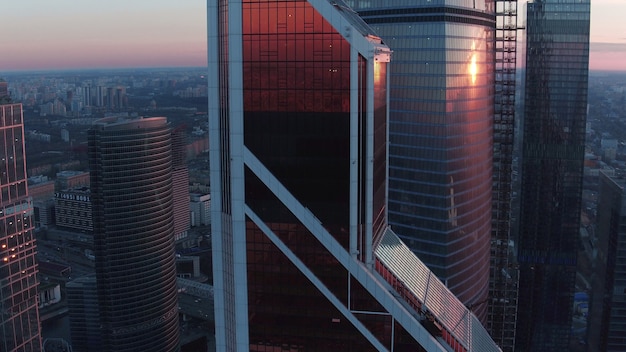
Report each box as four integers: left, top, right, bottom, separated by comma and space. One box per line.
88, 117, 179, 352
209, 0, 396, 348
0, 98, 42, 352
209, 0, 505, 351
587, 172, 626, 351
487, 0, 519, 350
515, 0, 590, 350
241, 1, 390, 349
348, 0, 496, 322
66, 275, 101, 352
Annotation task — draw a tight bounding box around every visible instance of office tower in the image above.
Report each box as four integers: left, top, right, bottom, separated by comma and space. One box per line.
33, 199, 54, 230
95, 86, 105, 107
487, 0, 519, 350
190, 193, 211, 227
0, 80, 7, 97
209, 0, 499, 351
88, 116, 179, 352
586, 172, 626, 351
54, 188, 93, 233
348, 0, 496, 322
115, 87, 125, 110
84, 84, 92, 107
106, 87, 115, 110
515, 0, 590, 350
0, 82, 43, 351
171, 127, 190, 241
66, 90, 74, 111
67, 275, 101, 352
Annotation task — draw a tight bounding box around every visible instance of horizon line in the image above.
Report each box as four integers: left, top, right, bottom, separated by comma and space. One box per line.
3, 66, 626, 75
0, 66, 209, 75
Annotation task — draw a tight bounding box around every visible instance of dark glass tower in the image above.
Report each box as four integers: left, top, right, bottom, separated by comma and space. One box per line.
171, 127, 190, 241
515, 0, 590, 350
587, 172, 626, 351
88, 117, 179, 352
348, 0, 496, 322
66, 274, 100, 352
0, 81, 42, 352
488, 1, 520, 349
209, 0, 500, 351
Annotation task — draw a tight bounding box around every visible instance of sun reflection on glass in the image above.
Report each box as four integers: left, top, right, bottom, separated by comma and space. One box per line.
469, 53, 477, 84
469, 41, 478, 85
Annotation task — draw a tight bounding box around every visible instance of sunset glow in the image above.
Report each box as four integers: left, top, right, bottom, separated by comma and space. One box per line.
469, 53, 478, 84
0, 0, 207, 71
589, 44, 626, 72
0, 0, 624, 72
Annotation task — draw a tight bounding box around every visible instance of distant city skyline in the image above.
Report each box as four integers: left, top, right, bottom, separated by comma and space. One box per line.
0, 0, 625, 71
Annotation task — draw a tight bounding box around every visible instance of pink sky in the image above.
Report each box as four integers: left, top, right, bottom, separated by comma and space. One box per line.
0, 0, 624, 71
590, 43, 626, 72
584, 0, 626, 71
0, 0, 207, 71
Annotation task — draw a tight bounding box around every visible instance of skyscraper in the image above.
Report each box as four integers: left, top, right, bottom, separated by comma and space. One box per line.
487, 0, 520, 349
347, 0, 496, 322
515, 0, 590, 350
209, 0, 499, 351
66, 274, 101, 352
0, 80, 43, 351
587, 172, 626, 351
88, 116, 179, 352
171, 127, 190, 241
0, 80, 7, 97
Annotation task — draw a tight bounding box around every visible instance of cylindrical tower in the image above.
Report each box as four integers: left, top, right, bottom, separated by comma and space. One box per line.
88, 116, 179, 352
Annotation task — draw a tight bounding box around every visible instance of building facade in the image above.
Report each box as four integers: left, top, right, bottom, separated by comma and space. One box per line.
171, 128, 190, 241
487, 0, 520, 349
54, 188, 93, 232
88, 116, 179, 352
66, 275, 101, 352
209, 1, 500, 351
55, 170, 90, 191
348, 0, 496, 322
586, 172, 626, 351
190, 193, 210, 227
0, 86, 43, 351
515, 0, 590, 350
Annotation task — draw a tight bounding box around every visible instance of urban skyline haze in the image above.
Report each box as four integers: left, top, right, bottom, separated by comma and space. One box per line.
0, 0, 624, 71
